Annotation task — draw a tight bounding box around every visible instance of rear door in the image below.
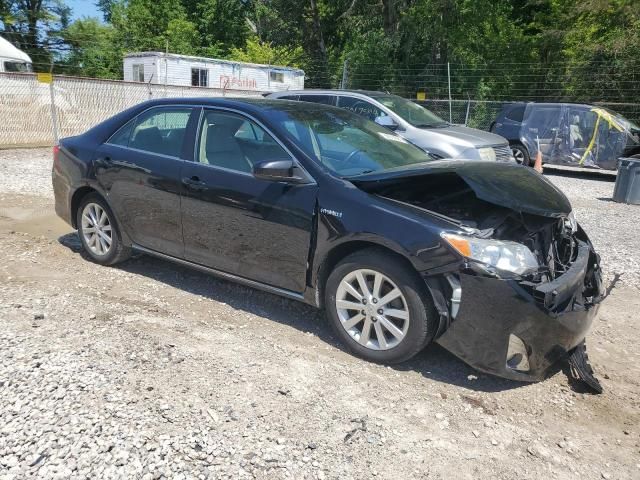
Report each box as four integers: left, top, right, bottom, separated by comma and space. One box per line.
180, 108, 318, 293
94, 106, 197, 257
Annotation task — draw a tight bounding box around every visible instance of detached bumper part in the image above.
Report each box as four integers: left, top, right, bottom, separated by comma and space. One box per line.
434, 240, 604, 384
567, 341, 603, 394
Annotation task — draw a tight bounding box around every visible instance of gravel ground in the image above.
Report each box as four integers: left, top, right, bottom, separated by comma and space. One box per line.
1, 148, 639, 480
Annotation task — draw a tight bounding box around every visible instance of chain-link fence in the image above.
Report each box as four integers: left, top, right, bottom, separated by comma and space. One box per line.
417, 99, 640, 130
2, 72, 639, 148
0, 72, 264, 148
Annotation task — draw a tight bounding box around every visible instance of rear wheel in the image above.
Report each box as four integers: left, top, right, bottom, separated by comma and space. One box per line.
325, 249, 437, 364
76, 193, 130, 265
511, 143, 530, 166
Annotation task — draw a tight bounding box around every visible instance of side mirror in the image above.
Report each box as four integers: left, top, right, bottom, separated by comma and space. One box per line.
375, 115, 399, 131
252, 159, 310, 184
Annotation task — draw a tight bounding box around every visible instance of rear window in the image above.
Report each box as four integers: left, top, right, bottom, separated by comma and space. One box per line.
299, 95, 337, 106
505, 105, 526, 122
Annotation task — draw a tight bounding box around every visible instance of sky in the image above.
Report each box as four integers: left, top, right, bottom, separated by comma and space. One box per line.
66, 0, 102, 21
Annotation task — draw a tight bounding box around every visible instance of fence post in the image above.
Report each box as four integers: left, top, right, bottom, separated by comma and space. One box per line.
465, 97, 471, 126
447, 62, 452, 123
48, 62, 59, 144
340, 58, 349, 89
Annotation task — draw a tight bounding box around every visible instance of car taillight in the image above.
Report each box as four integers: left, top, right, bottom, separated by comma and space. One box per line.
53, 145, 60, 171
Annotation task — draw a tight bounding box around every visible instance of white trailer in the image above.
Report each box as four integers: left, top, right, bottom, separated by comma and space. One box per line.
0, 36, 33, 73
123, 52, 304, 92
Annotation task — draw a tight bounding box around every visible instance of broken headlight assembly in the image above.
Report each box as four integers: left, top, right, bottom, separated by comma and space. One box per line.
441, 232, 539, 276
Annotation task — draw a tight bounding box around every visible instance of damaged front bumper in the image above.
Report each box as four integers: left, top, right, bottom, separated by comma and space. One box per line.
428, 239, 604, 382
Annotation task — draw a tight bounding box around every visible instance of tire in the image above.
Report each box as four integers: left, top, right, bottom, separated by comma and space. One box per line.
511, 143, 530, 166
324, 249, 438, 364
76, 193, 131, 265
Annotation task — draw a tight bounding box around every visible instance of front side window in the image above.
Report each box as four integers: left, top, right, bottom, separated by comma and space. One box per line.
191, 68, 208, 87
198, 110, 290, 173
132, 64, 144, 82
268, 104, 431, 177
337, 96, 385, 121
129, 107, 193, 157
371, 93, 448, 128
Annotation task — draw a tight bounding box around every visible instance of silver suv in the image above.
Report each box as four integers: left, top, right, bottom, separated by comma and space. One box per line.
267, 90, 513, 162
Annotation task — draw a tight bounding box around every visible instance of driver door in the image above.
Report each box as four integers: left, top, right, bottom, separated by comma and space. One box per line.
180, 109, 318, 293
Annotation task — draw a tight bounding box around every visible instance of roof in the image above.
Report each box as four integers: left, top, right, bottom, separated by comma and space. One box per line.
124, 51, 305, 74
0, 37, 31, 63
268, 89, 389, 97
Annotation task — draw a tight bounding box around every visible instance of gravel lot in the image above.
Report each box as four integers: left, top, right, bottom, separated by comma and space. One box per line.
1, 148, 639, 480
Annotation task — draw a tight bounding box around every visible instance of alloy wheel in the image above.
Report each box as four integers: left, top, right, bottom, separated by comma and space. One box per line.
81, 202, 113, 256
512, 147, 526, 164
335, 269, 410, 350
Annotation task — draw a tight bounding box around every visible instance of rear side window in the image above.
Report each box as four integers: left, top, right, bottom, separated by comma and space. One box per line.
505, 105, 526, 122
129, 107, 193, 157
107, 119, 135, 147
337, 96, 385, 121
299, 95, 337, 106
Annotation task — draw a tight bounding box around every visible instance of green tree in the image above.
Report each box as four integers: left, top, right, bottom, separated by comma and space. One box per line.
0, 0, 71, 70
228, 36, 303, 66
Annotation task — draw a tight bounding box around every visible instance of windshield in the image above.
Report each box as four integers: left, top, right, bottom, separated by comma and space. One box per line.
268, 104, 433, 177
4, 61, 33, 73
599, 107, 640, 132
370, 94, 448, 128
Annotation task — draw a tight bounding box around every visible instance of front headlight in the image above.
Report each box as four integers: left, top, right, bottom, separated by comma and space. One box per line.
478, 147, 496, 162
441, 232, 539, 275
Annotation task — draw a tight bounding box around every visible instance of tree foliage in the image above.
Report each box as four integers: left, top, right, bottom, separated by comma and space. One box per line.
0, 0, 638, 103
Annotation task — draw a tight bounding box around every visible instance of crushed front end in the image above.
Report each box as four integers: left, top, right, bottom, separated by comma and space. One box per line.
429, 220, 604, 384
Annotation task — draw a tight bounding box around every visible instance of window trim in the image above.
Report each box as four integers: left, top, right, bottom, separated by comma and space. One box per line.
192, 106, 316, 184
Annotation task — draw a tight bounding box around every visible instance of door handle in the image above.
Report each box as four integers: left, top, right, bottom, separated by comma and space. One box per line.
182, 176, 208, 191
95, 156, 113, 168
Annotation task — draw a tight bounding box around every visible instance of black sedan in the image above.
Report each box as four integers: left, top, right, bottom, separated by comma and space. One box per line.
52, 97, 604, 386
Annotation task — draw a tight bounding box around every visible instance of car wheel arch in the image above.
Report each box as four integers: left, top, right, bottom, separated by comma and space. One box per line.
70, 186, 101, 229
313, 239, 423, 309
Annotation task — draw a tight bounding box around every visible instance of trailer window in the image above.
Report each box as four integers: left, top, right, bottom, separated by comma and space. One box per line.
270, 71, 284, 83
192, 68, 208, 87
132, 64, 144, 82
4, 61, 33, 73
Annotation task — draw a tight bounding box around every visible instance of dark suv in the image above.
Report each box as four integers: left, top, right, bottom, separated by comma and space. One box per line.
490, 103, 640, 170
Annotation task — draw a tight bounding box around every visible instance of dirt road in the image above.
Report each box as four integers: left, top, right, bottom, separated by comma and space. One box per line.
1, 149, 639, 479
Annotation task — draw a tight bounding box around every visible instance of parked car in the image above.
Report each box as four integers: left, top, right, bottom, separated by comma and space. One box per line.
52, 97, 603, 387
490, 102, 640, 169
267, 89, 514, 162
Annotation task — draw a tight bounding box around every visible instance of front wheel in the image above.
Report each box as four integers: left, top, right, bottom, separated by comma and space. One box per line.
511, 143, 531, 166
324, 249, 437, 364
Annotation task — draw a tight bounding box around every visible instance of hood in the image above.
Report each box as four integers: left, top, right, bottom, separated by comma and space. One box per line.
410, 124, 508, 149
350, 160, 571, 218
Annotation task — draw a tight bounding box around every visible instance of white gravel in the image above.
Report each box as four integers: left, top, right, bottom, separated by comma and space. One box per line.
1, 149, 639, 479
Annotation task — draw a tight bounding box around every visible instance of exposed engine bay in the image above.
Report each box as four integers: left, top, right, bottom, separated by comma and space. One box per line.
367, 172, 580, 282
